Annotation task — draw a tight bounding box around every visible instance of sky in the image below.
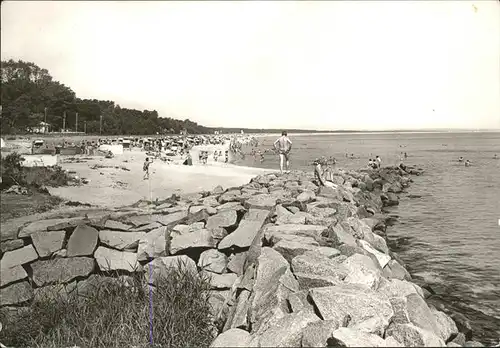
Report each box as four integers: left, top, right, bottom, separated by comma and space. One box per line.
1, 1, 499, 131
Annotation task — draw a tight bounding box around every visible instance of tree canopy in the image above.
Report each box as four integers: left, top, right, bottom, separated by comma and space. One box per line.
0, 59, 212, 135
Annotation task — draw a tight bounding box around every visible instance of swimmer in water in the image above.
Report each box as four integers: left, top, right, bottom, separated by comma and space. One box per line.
458, 156, 464, 162
465, 160, 471, 167
494, 154, 498, 160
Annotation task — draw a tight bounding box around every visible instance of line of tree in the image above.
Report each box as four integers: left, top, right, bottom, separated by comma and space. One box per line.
0, 60, 213, 135
1, 59, 346, 136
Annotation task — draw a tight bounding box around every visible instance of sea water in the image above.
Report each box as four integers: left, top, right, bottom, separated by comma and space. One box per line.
236, 131, 500, 345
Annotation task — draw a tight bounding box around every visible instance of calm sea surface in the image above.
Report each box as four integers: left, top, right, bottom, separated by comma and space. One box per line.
236, 132, 500, 345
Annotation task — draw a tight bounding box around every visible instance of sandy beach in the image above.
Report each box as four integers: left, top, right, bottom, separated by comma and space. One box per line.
48, 149, 277, 208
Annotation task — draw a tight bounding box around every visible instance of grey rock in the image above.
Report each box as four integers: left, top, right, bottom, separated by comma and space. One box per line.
301, 319, 349, 347
137, 226, 167, 262
198, 249, 228, 274
431, 308, 459, 342
309, 283, 393, 334
170, 228, 215, 254
206, 210, 238, 230
272, 239, 318, 263
67, 225, 99, 257
406, 293, 440, 335
227, 252, 247, 276
0, 244, 38, 269
98, 230, 145, 250
251, 248, 299, 334
0, 239, 24, 253
202, 271, 238, 289
210, 328, 251, 348
218, 210, 269, 250
328, 327, 387, 347
31, 257, 95, 286
144, 255, 197, 285
342, 253, 383, 289
291, 251, 348, 281
230, 289, 251, 329
385, 323, 446, 347
244, 194, 277, 210
0, 281, 33, 306
31, 230, 65, 257
94, 246, 139, 272
256, 311, 320, 347
103, 220, 132, 231
18, 217, 84, 238
0, 264, 28, 287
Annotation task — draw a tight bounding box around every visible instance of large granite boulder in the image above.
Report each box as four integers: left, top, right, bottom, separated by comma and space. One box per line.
18, 217, 85, 238
252, 311, 320, 347
170, 229, 216, 254
0, 239, 24, 253
327, 327, 388, 347
31, 257, 95, 286
206, 210, 238, 230
67, 225, 99, 257
144, 255, 197, 285
309, 283, 393, 335
431, 308, 459, 342
198, 249, 228, 274
94, 247, 139, 272
244, 194, 277, 210
98, 230, 145, 250
137, 226, 167, 262
0, 264, 28, 287
0, 281, 33, 306
0, 244, 38, 269
301, 318, 350, 347
31, 230, 65, 257
342, 253, 383, 290
218, 209, 269, 250
210, 328, 251, 347
250, 247, 299, 335
385, 322, 446, 347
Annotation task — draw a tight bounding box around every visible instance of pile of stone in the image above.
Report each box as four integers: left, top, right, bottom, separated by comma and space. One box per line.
0, 166, 482, 347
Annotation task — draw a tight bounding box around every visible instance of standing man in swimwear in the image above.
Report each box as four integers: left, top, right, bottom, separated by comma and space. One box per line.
273, 131, 293, 173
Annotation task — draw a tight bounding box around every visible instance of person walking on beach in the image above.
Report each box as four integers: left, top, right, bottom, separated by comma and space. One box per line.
143, 157, 151, 180
274, 131, 292, 174
375, 155, 382, 168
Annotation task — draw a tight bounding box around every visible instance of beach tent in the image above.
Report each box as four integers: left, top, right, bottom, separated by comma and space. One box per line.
0, 138, 5, 148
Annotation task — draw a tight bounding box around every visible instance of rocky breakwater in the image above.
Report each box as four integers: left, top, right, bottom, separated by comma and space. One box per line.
0, 166, 481, 347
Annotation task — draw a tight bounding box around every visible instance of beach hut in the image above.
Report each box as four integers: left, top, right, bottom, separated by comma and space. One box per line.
122, 139, 131, 149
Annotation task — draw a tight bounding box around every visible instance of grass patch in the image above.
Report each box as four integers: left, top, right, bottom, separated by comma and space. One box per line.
0, 192, 63, 223
0, 263, 216, 348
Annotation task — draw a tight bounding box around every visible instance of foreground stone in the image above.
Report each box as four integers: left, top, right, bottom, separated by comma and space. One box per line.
98, 230, 145, 250
254, 311, 320, 347
386, 323, 446, 347
144, 255, 197, 285
309, 283, 393, 335
0, 244, 38, 269
218, 209, 269, 250
210, 328, 251, 347
198, 249, 228, 273
0, 264, 28, 287
170, 229, 215, 254
0, 281, 33, 306
30, 257, 95, 286
94, 247, 139, 272
137, 226, 167, 261
31, 231, 65, 257
67, 225, 99, 257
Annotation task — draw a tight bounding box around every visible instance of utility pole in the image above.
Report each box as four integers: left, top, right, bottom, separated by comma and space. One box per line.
63, 111, 66, 131
99, 115, 103, 135
75, 112, 78, 132
44, 107, 47, 123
